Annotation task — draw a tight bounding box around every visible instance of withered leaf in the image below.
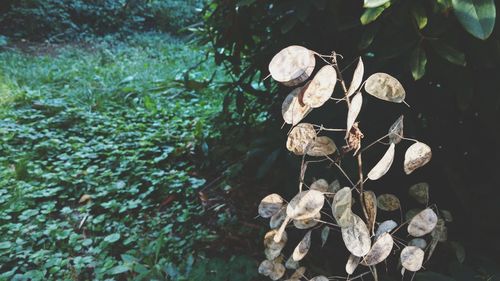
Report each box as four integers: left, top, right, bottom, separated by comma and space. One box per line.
388, 115, 404, 144
292, 230, 312, 261
259, 194, 284, 218
409, 238, 427, 250
364, 72, 406, 103
269, 45, 315, 86
345, 254, 361, 275
367, 143, 395, 180
377, 194, 401, 212
282, 87, 312, 125
346, 57, 365, 98
302, 65, 337, 108
404, 142, 432, 174
269, 262, 286, 280
401, 246, 425, 271
270, 206, 287, 229
310, 179, 329, 192
258, 260, 274, 276
332, 187, 354, 228
341, 214, 372, 257
307, 136, 337, 157
409, 182, 429, 204
321, 226, 330, 247
407, 208, 438, 237
346, 92, 363, 138
293, 212, 320, 229
361, 232, 394, 266
375, 220, 398, 240
287, 190, 325, 220
362, 190, 377, 234
286, 123, 317, 155
310, 276, 329, 281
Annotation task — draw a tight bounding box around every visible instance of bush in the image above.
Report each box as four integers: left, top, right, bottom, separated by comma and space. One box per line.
0, 0, 205, 41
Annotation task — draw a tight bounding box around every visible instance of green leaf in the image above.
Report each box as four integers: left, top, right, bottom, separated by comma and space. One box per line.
108, 265, 129, 275
358, 23, 380, 49
452, 0, 496, 40
0, 241, 12, 249
364, 0, 390, 8
431, 42, 467, 66
411, 3, 428, 29
104, 233, 121, 243
410, 47, 427, 80
281, 17, 298, 34
360, 6, 388, 25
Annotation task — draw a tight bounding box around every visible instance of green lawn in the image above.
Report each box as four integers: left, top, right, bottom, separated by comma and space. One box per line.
0, 33, 257, 281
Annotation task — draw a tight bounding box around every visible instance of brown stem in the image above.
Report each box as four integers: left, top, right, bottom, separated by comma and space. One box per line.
331, 52, 369, 224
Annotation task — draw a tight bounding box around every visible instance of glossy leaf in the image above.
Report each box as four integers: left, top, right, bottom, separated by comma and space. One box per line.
410, 47, 427, 80
452, 0, 496, 40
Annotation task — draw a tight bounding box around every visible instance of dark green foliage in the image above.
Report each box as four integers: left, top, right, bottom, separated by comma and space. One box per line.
0, 0, 204, 40
0, 34, 246, 280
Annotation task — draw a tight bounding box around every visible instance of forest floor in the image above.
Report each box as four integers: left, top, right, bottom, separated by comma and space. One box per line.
0, 33, 260, 281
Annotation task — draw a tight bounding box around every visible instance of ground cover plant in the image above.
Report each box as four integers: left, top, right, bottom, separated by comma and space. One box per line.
0, 33, 257, 280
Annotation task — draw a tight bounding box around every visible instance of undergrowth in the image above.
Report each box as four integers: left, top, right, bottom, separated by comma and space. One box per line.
0, 33, 257, 281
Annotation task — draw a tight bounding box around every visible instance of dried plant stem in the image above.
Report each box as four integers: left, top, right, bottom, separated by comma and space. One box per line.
331, 52, 378, 281
359, 133, 390, 154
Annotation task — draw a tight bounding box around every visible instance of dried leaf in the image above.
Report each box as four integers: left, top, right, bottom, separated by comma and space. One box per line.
361, 232, 394, 266
310, 179, 329, 192
367, 143, 395, 180
274, 217, 291, 243
332, 187, 354, 228
269, 45, 315, 86
407, 208, 438, 237
405, 208, 422, 222
362, 191, 377, 234
290, 267, 306, 279
79, 194, 92, 204
293, 212, 320, 229
269, 262, 286, 280
375, 220, 398, 239
401, 246, 425, 271
282, 87, 312, 125
344, 122, 364, 155
270, 206, 287, 229
258, 260, 274, 276
264, 229, 287, 251
432, 218, 447, 242
404, 142, 432, 174
440, 210, 453, 222
286, 123, 317, 155
388, 115, 404, 144
346, 92, 363, 138
265, 248, 282, 260
364, 73, 406, 103
328, 180, 341, 194
259, 194, 284, 218
287, 190, 325, 220
377, 194, 401, 212
345, 254, 361, 275
285, 256, 299, 270
409, 182, 429, 204
321, 226, 330, 247
346, 57, 365, 98
310, 276, 329, 281
302, 65, 337, 108
409, 238, 427, 250
341, 214, 372, 257
292, 230, 312, 261
307, 136, 337, 157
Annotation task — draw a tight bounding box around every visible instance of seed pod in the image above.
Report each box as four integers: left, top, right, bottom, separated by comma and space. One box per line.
269, 45, 315, 86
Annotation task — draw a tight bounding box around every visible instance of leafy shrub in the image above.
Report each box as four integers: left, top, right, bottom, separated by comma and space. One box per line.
0, 0, 204, 40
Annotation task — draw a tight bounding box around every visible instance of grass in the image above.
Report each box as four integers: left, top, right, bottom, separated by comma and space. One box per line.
0, 33, 257, 280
